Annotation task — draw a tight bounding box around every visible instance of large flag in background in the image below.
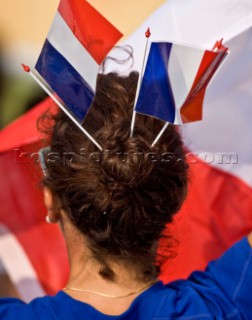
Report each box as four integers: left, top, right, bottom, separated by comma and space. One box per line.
1, 0, 252, 301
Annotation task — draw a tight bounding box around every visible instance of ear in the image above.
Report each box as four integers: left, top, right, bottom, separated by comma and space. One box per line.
43, 187, 61, 223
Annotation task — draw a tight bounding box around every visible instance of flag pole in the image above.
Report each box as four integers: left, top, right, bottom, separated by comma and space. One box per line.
22, 64, 103, 151
130, 28, 151, 137
151, 122, 169, 147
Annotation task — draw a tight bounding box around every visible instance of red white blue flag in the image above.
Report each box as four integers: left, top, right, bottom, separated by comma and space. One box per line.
35, 0, 123, 122
135, 42, 228, 124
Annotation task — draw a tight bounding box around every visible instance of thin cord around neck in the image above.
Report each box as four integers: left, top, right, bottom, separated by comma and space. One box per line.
63, 281, 156, 299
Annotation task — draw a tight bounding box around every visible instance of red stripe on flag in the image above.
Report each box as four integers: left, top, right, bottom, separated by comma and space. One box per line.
58, 0, 123, 64
180, 50, 227, 123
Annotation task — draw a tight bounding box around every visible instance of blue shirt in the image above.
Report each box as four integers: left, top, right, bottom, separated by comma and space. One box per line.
0, 237, 251, 319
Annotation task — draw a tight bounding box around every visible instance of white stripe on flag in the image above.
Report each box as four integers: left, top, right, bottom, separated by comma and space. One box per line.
0, 225, 45, 302
168, 44, 205, 112
48, 12, 99, 90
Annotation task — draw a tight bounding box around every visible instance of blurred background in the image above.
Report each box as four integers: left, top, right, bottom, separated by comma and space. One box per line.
0, 0, 59, 297
0, 0, 58, 129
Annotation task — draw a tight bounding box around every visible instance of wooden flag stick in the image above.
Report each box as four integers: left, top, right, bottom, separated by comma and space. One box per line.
22, 64, 103, 151
130, 28, 151, 138
151, 122, 169, 147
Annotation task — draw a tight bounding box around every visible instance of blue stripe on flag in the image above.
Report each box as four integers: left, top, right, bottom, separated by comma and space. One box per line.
135, 42, 176, 123
35, 40, 94, 122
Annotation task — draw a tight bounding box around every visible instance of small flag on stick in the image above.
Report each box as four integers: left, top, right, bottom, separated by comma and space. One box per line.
133, 40, 228, 145
23, 0, 123, 150
22, 64, 103, 151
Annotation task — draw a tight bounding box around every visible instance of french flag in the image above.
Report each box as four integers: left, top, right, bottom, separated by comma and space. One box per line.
35, 0, 123, 122
135, 42, 228, 124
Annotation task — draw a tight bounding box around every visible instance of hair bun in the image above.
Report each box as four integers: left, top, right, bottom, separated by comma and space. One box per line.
94, 118, 188, 223
99, 120, 155, 190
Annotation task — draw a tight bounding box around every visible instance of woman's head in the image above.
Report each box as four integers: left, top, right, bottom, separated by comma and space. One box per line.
41, 72, 188, 281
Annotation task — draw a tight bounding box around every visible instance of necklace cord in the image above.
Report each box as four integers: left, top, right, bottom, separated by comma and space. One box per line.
63, 281, 156, 299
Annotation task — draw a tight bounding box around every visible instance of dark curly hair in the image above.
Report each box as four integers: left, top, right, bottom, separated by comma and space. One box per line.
41, 72, 188, 282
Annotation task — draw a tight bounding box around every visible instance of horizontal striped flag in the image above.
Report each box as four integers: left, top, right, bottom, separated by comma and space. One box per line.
35, 0, 123, 123
135, 41, 228, 124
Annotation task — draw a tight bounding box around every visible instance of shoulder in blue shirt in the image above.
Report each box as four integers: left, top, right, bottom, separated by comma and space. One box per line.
0, 237, 251, 320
